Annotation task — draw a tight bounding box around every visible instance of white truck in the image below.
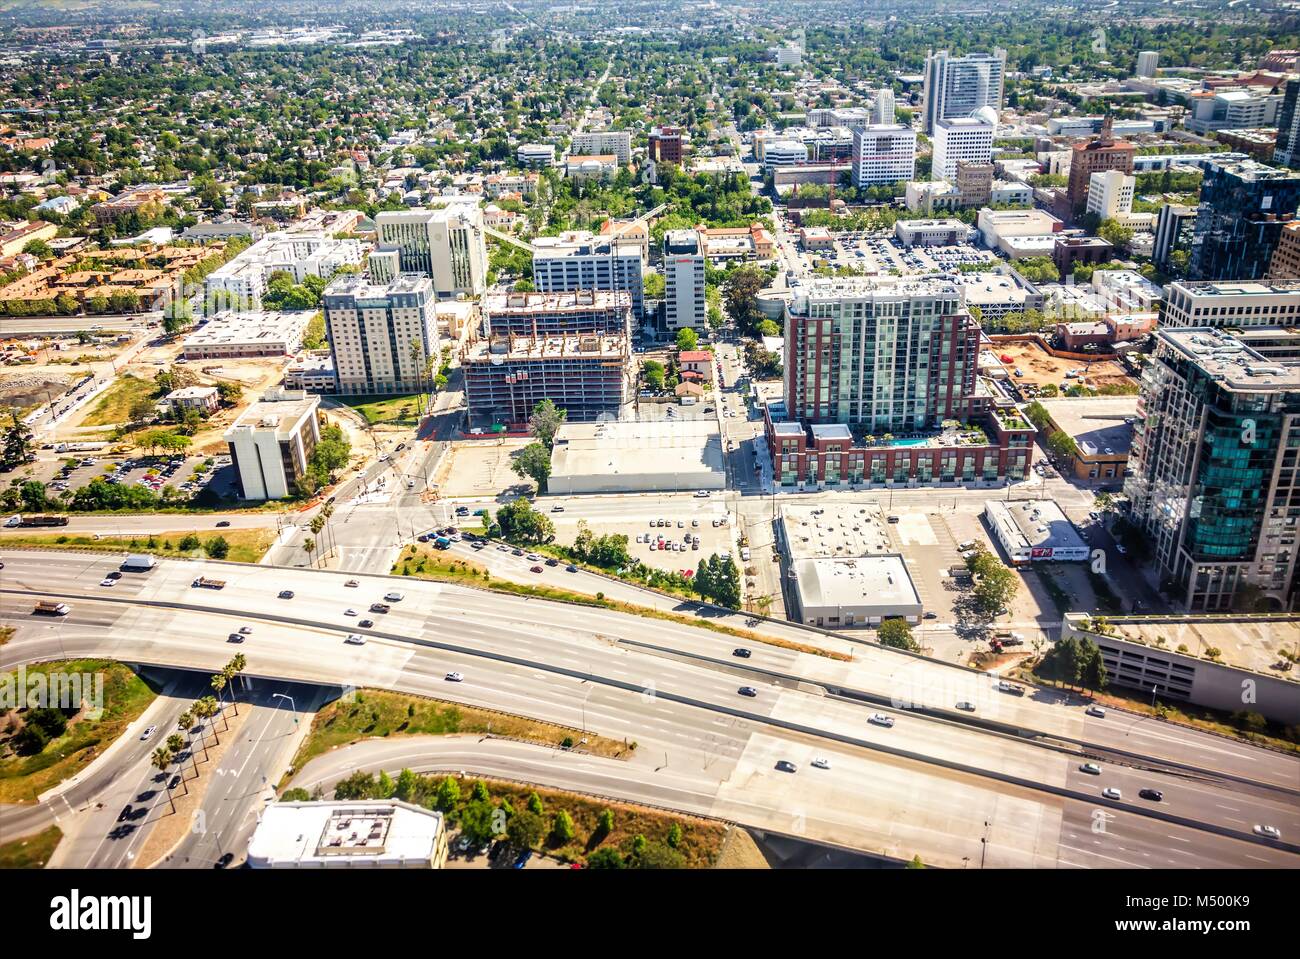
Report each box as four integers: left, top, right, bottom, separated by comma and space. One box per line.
120, 554, 157, 572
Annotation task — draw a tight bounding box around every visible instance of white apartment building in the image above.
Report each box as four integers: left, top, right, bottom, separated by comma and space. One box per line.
1136, 51, 1159, 78
204, 232, 366, 310
531, 231, 644, 314
851, 124, 917, 187
772, 45, 802, 67
569, 130, 632, 165
323, 273, 439, 395
663, 230, 706, 332
1161, 280, 1300, 328
224, 388, 320, 501
1087, 169, 1136, 220
807, 107, 872, 130
920, 48, 1007, 133
374, 206, 487, 298
932, 111, 995, 182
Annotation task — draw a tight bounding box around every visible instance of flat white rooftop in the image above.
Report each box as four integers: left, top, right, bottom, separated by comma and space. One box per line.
247, 800, 444, 868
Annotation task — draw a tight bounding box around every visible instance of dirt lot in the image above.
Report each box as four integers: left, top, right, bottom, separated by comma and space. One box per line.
994, 340, 1135, 390
433, 438, 535, 497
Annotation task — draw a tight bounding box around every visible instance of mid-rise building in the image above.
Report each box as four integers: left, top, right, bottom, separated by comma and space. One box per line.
1136, 51, 1160, 78
204, 232, 366, 311
807, 107, 873, 131
482, 289, 631, 338
663, 230, 706, 332
763, 139, 809, 170
871, 88, 896, 126
1153, 202, 1198, 270
322, 273, 438, 395
920, 48, 1007, 134
1268, 220, 1300, 278
893, 218, 969, 248
516, 143, 556, 168
1086, 169, 1137, 221
569, 130, 632, 165
462, 333, 632, 427
373, 206, 487, 298
1125, 327, 1300, 610
851, 124, 916, 187
932, 111, 996, 182
1162, 279, 1300, 328
1189, 158, 1300, 281
224, 388, 320, 501
1066, 116, 1137, 217
531, 231, 644, 314
648, 126, 684, 164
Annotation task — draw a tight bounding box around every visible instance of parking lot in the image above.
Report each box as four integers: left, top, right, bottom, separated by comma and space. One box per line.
789, 229, 996, 278
26, 449, 239, 502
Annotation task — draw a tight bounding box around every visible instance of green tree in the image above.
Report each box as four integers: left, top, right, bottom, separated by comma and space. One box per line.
642, 360, 666, 392
203, 536, 230, 560
510, 442, 552, 493
878, 618, 920, 652
506, 809, 545, 852
528, 399, 567, 449
551, 809, 576, 844
675, 327, 699, 352
434, 775, 461, 811
586, 846, 624, 869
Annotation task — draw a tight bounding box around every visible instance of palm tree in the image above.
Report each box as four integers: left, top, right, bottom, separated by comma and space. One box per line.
165, 733, 190, 794
309, 515, 326, 562
210, 674, 231, 730
152, 746, 176, 814
194, 696, 220, 749
302, 536, 316, 568
177, 708, 203, 771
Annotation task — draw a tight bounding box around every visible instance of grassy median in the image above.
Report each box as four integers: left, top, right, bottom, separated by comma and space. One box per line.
0, 528, 275, 564
394, 546, 852, 661
0, 825, 62, 869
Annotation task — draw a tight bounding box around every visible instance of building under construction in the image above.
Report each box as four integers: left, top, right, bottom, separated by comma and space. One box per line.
481, 289, 632, 338
462, 331, 633, 427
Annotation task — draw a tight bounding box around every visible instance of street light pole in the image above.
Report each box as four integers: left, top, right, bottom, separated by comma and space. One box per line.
980, 820, 991, 869
271, 692, 298, 725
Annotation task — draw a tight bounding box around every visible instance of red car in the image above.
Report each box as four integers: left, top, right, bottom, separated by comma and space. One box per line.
530, 565, 543, 573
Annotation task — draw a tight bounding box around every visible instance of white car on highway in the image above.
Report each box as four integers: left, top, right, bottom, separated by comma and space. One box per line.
344, 634, 366, 645
811, 758, 831, 770
1102, 787, 1122, 800
445, 672, 464, 682
868, 713, 895, 728
1253, 824, 1282, 840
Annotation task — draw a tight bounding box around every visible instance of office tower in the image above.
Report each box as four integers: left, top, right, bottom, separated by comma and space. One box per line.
871, 88, 895, 126
374, 206, 487, 298
569, 130, 632, 165
322, 274, 439, 395
481, 290, 631, 338
1189, 158, 1300, 281
1273, 78, 1300, 168
932, 110, 996, 182
1086, 170, 1137, 220
1153, 203, 1198, 271
224, 389, 320, 501
783, 275, 978, 430
1066, 116, 1136, 216
1135, 51, 1159, 78
1162, 279, 1300, 328
1125, 327, 1300, 610
851, 124, 916, 187
663, 230, 706, 332
531, 231, 644, 314
920, 48, 1007, 134
648, 126, 684, 164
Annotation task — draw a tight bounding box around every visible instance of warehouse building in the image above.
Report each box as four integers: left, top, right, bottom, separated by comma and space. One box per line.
789, 555, 923, 628
547, 419, 725, 494
181, 309, 315, 360
247, 800, 448, 869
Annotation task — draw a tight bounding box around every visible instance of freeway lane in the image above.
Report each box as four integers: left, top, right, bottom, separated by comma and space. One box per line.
3, 551, 1298, 866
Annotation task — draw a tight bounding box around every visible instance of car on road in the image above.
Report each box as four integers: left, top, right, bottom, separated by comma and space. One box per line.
238, 626, 252, 635
369, 603, 390, 614
775, 760, 797, 773
100, 576, 117, 587
956, 701, 976, 712
550, 505, 564, 512
923, 611, 937, 619
1138, 788, 1164, 802
545, 558, 559, 566
227, 633, 244, 643
512, 548, 524, 556
1102, 787, 1122, 800
140, 725, 157, 741
1254, 824, 1282, 840
345, 580, 359, 587
530, 565, 543, 573
118, 805, 134, 823
216, 520, 231, 528
455, 506, 470, 515
278, 590, 295, 599
868, 713, 895, 728
525, 553, 540, 561
732, 648, 751, 658
358, 619, 374, 628
1089, 511, 1100, 521
565, 564, 578, 572
737, 686, 758, 697
1080, 763, 1102, 775
446, 672, 464, 682
214, 852, 234, 869
344, 608, 358, 616
1086, 705, 1106, 718
384, 592, 404, 602
811, 758, 831, 770
344, 634, 366, 645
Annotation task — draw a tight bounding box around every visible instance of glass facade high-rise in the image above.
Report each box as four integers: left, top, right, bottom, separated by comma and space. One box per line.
1125, 327, 1300, 611
1188, 158, 1300, 281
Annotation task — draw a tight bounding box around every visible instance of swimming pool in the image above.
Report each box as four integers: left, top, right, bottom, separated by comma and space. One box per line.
888, 437, 930, 448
